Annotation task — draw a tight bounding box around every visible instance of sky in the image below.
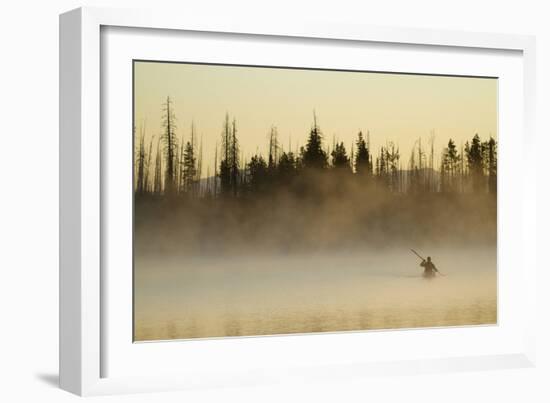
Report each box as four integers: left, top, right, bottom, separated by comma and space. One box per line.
134, 61, 497, 177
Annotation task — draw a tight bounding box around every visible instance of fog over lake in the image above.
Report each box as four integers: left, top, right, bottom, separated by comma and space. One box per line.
134, 247, 496, 341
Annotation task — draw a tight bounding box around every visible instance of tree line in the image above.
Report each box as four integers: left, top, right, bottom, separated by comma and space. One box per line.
135, 97, 497, 199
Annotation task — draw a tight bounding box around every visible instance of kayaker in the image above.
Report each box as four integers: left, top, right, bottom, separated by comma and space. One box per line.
420, 256, 439, 278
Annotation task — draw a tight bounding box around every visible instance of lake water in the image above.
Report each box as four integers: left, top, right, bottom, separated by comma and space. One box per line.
134, 247, 496, 341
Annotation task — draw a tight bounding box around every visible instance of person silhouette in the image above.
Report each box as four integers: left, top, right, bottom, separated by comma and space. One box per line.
420, 256, 439, 278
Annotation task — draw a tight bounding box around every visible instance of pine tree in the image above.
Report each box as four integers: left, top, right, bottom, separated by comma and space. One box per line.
354, 131, 371, 177
277, 151, 297, 180
302, 113, 328, 169
331, 142, 351, 172
161, 96, 178, 194
219, 113, 232, 195
440, 139, 460, 192
247, 154, 268, 193
182, 140, 197, 193
484, 137, 497, 194
467, 134, 484, 192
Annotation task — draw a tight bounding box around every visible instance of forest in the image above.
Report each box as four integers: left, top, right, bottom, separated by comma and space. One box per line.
134, 97, 497, 256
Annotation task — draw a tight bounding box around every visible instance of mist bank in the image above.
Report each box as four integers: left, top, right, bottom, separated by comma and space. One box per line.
134, 247, 497, 341
135, 173, 496, 257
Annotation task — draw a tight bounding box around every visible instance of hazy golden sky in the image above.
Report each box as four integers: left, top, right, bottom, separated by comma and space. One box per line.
134, 61, 497, 177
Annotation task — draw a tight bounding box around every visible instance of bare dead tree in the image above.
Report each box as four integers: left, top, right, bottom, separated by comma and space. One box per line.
153, 137, 163, 195
230, 118, 240, 196
268, 126, 279, 169
143, 135, 154, 193
135, 125, 146, 194
196, 132, 204, 197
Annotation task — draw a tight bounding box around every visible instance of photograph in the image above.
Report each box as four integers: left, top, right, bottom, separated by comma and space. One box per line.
133, 60, 498, 342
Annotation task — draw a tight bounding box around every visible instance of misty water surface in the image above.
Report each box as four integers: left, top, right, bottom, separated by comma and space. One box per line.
134, 247, 496, 341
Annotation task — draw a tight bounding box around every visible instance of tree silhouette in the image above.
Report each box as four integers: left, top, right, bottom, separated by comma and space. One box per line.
230, 119, 240, 196
440, 139, 460, 192
331, 142, 351, 172
467, 134, 484, 192
161, 96, 178, 194
144, 136, 153, 193
136, 106, 497, 200
182, 139, 197, 193
302, 113, 328, 170
484, 137, 497, 194
268, 126, 279, 170
354, 131, 371, 177
277, 151, 297, 182
219, 114, 232, 195
385, 143, 400, 192
153, 137, 163, 195
247, 154, 268, 194
135, 126, 146, 195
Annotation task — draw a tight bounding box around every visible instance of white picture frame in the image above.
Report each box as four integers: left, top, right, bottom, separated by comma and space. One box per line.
60, 6, 537, 396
